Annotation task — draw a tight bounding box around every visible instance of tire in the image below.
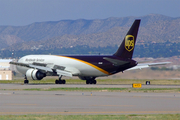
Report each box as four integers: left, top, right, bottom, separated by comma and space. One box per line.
24, 80, 29, 84
55, 80, 59, 84
93, 80, 97, 84
59, 80, 62, 84
86, 80, 90, 84
62, 80, 66, 84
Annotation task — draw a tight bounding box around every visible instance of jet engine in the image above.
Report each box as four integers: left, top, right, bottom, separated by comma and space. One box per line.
26, 69, 46, 80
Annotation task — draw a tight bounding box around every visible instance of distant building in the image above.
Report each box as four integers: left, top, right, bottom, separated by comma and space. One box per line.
0, 70, 12, 80
0, 59, 12, 80
0, 59, 12, 70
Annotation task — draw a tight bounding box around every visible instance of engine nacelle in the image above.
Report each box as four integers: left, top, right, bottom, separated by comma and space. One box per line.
26, 69, 46, 80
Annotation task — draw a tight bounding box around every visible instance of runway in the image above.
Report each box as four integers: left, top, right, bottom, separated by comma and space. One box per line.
0, 88, 180, 115
0, 83, 180, 90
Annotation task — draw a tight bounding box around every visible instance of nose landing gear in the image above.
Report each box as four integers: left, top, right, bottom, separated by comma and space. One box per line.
24, 76, 29, 84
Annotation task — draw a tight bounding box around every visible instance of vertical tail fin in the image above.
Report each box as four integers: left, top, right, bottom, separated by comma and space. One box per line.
113, 19, 141, 59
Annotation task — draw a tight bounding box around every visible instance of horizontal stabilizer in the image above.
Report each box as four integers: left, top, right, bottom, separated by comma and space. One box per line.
103, 57, 129, 66
127, 62, 171, 71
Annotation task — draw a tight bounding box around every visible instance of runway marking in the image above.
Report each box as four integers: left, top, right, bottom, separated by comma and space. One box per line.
0, 93, 11, 95
92, 105, 134, 107
5, 104, 37, 106
0, 111, 180, 115
132, 96, 142, 97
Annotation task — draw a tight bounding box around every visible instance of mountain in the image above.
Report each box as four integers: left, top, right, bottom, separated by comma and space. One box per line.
0, 14, 180, 51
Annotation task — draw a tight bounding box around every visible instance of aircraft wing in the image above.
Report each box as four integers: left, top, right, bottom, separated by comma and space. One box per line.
10, 61, 72, 77
126, 62, 171, 71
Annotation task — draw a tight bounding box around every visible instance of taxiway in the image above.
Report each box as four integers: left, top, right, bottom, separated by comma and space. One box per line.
0, 84, 180, 115
0, 83, 180, 90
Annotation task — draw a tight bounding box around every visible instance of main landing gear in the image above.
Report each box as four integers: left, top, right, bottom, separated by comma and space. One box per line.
86, 79, 97, 84
24, 76, 29, 84
55, 75, 66, 84
85, 77, 97, 84
79, 76, 97, 84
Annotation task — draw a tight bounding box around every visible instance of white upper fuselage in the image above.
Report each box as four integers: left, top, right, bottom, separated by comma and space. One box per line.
16, 55, 110, 77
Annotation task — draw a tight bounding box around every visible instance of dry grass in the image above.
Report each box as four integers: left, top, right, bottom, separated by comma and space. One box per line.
0, 114, 180, 120
107, 69, 180, 80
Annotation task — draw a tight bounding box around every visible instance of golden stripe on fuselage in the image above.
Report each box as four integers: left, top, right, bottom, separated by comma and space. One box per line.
55, 55, 111, 75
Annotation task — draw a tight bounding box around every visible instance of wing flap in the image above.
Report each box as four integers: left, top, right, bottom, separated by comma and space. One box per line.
29, 64, 53, 72
56, 69, 72, 77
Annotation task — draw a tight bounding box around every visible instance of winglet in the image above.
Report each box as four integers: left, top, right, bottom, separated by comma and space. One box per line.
113, 19, 141, 59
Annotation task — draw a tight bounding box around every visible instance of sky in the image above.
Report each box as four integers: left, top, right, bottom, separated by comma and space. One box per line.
0, 0, 180, 26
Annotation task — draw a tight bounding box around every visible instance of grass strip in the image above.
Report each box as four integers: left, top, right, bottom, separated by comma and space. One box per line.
8, 87, 180, 93
0, 114, 180, 120
1, 78, 180, 85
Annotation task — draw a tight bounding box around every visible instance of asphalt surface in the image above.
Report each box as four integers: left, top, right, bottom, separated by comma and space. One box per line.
0, 83, 180, 89
0, 84, 180, 115
0, 90, 180, 115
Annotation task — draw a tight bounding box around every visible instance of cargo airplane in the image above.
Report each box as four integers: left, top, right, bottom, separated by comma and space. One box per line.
10, 19, 169, 84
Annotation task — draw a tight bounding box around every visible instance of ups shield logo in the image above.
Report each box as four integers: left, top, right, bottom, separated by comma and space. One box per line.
125, 35, 134, 52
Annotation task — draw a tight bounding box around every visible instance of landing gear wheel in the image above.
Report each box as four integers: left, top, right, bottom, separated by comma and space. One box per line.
93, 80, 97, 84
62, 80, 66, 84
55, 80, 59, 84
86, 79, 96, 84
24, 80, 29, 84
55, 75, 66, 84
86, 80, 90, 84
59, 80, 62, 84
90, 80, 93, 84
55, 79, 66, 84
24, 75, 29, 84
